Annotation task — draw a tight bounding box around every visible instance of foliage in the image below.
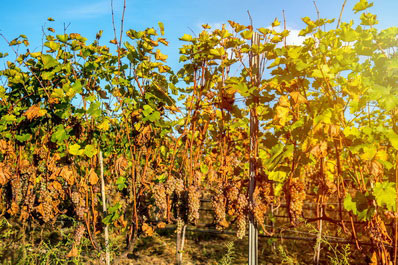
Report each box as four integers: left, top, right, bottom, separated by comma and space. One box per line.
0, 0, 398, 263
218, 241, 235, 265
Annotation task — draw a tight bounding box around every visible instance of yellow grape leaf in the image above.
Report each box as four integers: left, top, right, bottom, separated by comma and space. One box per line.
97, 119, 110, 131
272, 18, 281, 27
278, 95, 290, 107
290, 91, 307, 104
155, 49, 168, 62
370, 251, 377, 265
274, 106, 290, 126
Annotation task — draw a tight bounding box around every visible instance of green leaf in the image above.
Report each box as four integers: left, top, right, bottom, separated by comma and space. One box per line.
353, 0, 374, 13
42, 55, 58, 69
343, 194, 357, 214
387, 130, 398, 150
69, 143, 83, 156
142, 105, 153, 116
148, 111, 161, 122
15, 133, 31, 142
2, 114, 16, 122
88, 101, 101, 118
116, 177, 127, 190
56, 34, 68, 43
84, 144, 97, 158
360, 13, 378, 26
268, 171, 287, 182
373, 182, 396, 211
343, 126, 360, 139
344, 192, 373, 220
200, 164, 209, 174
67, 80, 83, 98
51, 125, 69, 143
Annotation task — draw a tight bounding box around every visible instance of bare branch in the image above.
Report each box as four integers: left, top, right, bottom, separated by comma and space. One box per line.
337, 0, 348, 29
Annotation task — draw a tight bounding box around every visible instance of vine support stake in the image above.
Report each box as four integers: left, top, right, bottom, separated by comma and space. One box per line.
248, 31, 260, 265
99, 150, 110, 265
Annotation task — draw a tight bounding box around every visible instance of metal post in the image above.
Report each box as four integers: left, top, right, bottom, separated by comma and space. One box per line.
249, 32, 260, 265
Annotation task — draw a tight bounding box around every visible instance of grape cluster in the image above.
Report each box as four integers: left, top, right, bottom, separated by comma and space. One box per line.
236, 214, 246, 239
225, 184, 239, 203
153, 184, 167, 219
286, 178, 306, 225
37, 188, 54, 222
253, 201, 267, 229
71, 191, 85, 220
188, 185, 201, 224
367, 216, 392, 245
165, 176, 184, 196
73, 223, 86, 247
236, 193, 248, 213
212, 193, 227, 229
11, 178, 22, 205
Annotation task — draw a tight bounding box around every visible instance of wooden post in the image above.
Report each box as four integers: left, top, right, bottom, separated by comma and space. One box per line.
248, 32, 260, 265
314, 206, 323, 265
99, 151, 110, 265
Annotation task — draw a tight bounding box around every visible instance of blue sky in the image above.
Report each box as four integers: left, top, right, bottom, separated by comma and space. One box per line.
1, 0, 398, 69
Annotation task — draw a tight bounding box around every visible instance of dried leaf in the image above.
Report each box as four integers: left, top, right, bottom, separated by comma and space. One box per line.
157, 222, 166, 229
24, 104, 47, 120
66, 246, 78, 258
142, 223, 154, 236
50, 181, 63, 193
60, 166, 75, 185
0, 163, 11, 185
88, 169, 99, 185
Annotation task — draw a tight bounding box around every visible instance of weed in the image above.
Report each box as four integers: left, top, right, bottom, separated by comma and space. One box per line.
218, 241, 235, 265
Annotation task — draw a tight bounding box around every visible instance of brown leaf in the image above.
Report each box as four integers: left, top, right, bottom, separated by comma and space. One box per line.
24, 104, 46, 120
142, 223, 154, 237
369, 160, 383, 178
0, 140, 8, 153
50, 181, 63, 193
88, 169, 99, 185
8, 201, 19, 215
310, 141, 328, 158
60, 166, 75, 185
157, 222, 166, 229
66, 246, 78, 258
0, 163, 11, 185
